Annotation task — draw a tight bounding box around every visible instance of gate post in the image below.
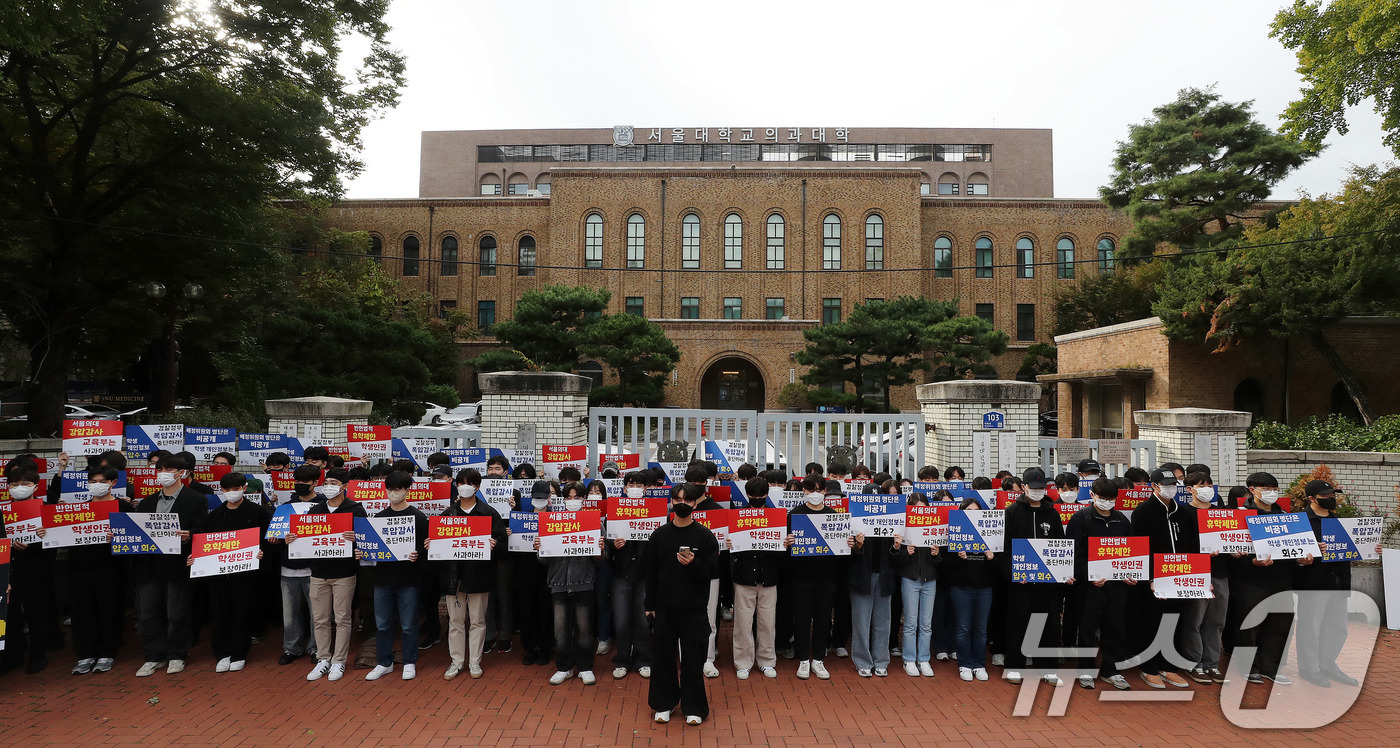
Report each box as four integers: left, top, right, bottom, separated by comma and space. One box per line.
477, 371, 592, 467
916, 380, 1040, 477
1133, 408, 1251, 486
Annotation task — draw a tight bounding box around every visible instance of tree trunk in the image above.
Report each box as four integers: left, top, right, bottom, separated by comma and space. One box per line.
24, 332, 73, 438
1307, 330, 1378, 426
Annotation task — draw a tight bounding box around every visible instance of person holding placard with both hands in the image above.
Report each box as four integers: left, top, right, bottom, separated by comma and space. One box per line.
288, 467, 366, 683
1065, 476, 1134, 691
439, 468, 505, 681
188, 472, 269, 674
363, 471, 429, 682
1293, 479, 1376, 688
132, 453, 207, 678
1002, 467, 1074, 688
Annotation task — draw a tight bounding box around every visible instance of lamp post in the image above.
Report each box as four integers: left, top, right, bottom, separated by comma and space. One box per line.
145, 281, 204, 415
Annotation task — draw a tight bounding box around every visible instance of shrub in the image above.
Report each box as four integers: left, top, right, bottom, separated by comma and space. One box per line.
1247, 414, 1400, 452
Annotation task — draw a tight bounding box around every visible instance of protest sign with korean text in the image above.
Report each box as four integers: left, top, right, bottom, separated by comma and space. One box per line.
390, 437, 440, 472
1116, 487, 1152, 514
40, 501, 117, 548
1087, 536, 1149, 581
508, 511, 539, 552
265, 501, 313, 540
903, 504, 952, 547
537, 511, 602, 558
126, 468, 162, 501
237, 433, 289, 464
287, 513, 353, 559
63, 419, 123, 457
1, 500, 43, 545
480, 478, 518, 518
407, 479, 452, 514
346, 480, 389, 514
184, 427, 236, 462
346, 425, 392, 460
1152, 553, 1213, 599
849, 493, 906, 538
1321, 517, 1382, 562
728, 507, 786, 552
541, 445, 588, 481
125, 424, 184, 461
947, 509, 1005, 554
1011, 538, 1074, 583
690, 508, 729, 549
354, 515, 418, 562
1197, 508, 1257, 554
427, 515, 492, 561
606, 497, 669, 541
189, 528, 260, 578
597, 453, 640, 472
789, 513, 851, 557
1247, 512, 1322, 561
702, 440, 747, 480
109, 512, 181, 555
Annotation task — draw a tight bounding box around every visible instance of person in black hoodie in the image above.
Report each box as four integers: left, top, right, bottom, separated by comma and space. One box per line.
849, 482, 898, 678
440, 468, 504, 681
269, 464, 320, 666
1293, 479, 1360, 687
132, 453, 208, 677
364, 471, 430, 682
729, 476, 782, 679
292, 466, 366, 683
195, 472, 270, 673
1065, 476, 1135, 691
944, 494, 996, 682
645, 476, 720, 726
784, 474, 844, 681
609, 471, 653, 680
1002, 467, 1072, 687
1230, 471, 1304, 685
61, 466, 135, 675
892, 492, 940, 678
1130, 467, 1193, 690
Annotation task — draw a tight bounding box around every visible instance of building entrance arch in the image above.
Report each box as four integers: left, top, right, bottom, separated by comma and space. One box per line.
700, 356, 766, 411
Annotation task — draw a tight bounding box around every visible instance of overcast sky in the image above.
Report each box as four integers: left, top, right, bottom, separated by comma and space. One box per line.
345, 0, 1391, 201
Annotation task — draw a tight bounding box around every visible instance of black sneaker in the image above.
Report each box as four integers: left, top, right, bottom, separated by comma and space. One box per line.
278, 652, 299, 666
1208, 668, 1228, 684
1323, 667, 1358, 687
418, 636, 441, 651
482, 640, 495, 655
1188, 666, 1211, 684
498, 640, 513, 654
1246, 672, 1265, 685
1299, 670, 1331, 687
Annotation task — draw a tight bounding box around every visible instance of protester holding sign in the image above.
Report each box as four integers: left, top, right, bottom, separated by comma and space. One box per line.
132, 454, 207, 678
1002, 468, 1071, 687
728, 477, 782, 680
848, 508, 897, 678
0, 465, 55, 675
196, 473, 270, 673
270, 464, 320, 666
1126, 468, 1195, 690
440, 469, 505, 681
1065, 477, 1135, 691
608, 472, 654, 680
292, 467, 365, 683
892, 492, 940, 678
645, 474, 720, 726
942, 495, 996, 682
363, 471, 430, 682
1293, 480, 1363, 687
517, 479, 556, 667
536, 484, 604, 687
783, 474, 841, 681
1230, 472, 1299, 686
1178, 471, 1233, 685
59, 466, 134, 675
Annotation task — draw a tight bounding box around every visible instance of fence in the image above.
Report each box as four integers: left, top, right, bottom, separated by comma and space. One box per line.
1038, 437, 1157, 478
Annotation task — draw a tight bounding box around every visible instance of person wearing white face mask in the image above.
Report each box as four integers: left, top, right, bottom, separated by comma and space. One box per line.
1066, 477, 1136, 691
782, 474, 841, 681
63, 466, 136, 675
1178, 471, 1233, 685
439, 468, 505, 680
517, 479, 557, 666
608, 472, 654, 680
292, 467, 365, 682
195, 472, 270, 673
365, 471, 430, 682
535, 481, 605, 687
0, 464, 57, 676
1127, 468, 1193, 690
131, 454, 206, 678
1003, 467, 1074, 688
1231, 472, 1301, 686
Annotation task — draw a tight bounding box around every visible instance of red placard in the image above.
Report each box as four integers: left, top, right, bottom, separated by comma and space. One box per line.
729, 507, 787, 552
607, 497, 669, 522
126, 467, 161, 500
427, 515, 493, 560
690, 508, 729, 546
1, 499, 43, 544
1046, 486, 1062, 501
347, 424, 391, 443
0, 537, 10, 564
1116, 487, 1152, 512
40, 500, 118, 547
190, 527, 261, 577
291, 513, 353, 536
1054, 503, 1080, 527
1088, 536, 1150, 581
406, 481, 450, 503
825, 496, 848, 513
994, 490, 1022, 510
1152, 553, 1213, 599
190, 464, 233, 487
429, 515, 492, 539
543, 445, 587, 463
904, 504, 952, 547
598, 453, 640, 471
538, 510, 602, 557
345, 480, 388, 504
62, 419, 123, 456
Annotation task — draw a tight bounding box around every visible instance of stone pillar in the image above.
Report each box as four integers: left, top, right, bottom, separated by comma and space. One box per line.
478, 371, 592, 466
266, 396, 373, 440
1133, 408, 1251, 485
1122, 380, 1147, 440
916, 380, 1040, 477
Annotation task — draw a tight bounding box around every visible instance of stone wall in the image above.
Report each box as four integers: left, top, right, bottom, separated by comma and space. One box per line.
917, 380, 1039, 475
478, 371, 591, 467
266, 396, 373, 441
1245, 450, 1400, 518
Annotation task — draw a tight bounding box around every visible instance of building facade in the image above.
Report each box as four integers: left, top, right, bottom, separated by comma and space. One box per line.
325, 127, 1132, 410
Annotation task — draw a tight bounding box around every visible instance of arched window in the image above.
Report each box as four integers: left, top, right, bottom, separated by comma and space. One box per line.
535, 173, 551, 195
933, 236, 953, 278
1057, 237, 1075, 279
937, 172, 960, 195
1097, 237, 1116, 273
975, 237, 993, 278
402, 236, 420, 277
865, 214, 884, 270
766, 214, 785, 270
682, 213, 700, 269
1016, 237, 1034, 279
584, 213, 603, 268
440, 236, 458, 276
507, 172, 529, 195
517, 235, 536, 277
822, 214, 842, 270
967, 172, 990, 196
626, 214, 645, 268
479, 173, 501, 196
724, 213, 743, 269
920, 178, 932, 196
368, 235, 383, 265
478, 236, 497, 276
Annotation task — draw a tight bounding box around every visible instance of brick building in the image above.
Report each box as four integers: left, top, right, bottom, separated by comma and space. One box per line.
1044, 316, 1400, 438
323, 126, 1132, 409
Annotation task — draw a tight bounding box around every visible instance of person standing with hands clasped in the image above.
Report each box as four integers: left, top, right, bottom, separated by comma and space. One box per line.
646, 483, 719, 726
290, 467, 366, 683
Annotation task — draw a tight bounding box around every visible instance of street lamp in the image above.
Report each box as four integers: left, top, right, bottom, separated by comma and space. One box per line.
147, 281, 204, 415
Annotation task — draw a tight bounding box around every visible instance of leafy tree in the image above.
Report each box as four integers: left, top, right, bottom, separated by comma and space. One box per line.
1052, 261, 1166, 335
577, 314, 680, 407
1272, 0, 1400, 158
0, 0, 404, 435
472, 285, 611, 373
1100, 87, 1315, 260
795, 298, 1008, 412
1154, 165, 1400, 425
1018, 343, 1058, 379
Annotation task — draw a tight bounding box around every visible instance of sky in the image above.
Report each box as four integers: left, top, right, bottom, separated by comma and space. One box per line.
344, 0, 1392, 201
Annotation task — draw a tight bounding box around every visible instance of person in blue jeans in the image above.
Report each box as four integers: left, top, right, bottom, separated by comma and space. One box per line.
944, 497, 996, 682
892, 493, 940, 677
365, 472, 429, 682
848, 524, 897, 678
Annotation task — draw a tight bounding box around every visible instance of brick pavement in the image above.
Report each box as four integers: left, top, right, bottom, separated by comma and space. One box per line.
2, 619, 1398, 746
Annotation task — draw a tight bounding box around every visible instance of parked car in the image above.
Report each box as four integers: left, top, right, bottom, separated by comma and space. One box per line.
860, 426, 918, 471
439, 402, 481, 425
417, 402, 450, 426
1039, 411, 1058, 437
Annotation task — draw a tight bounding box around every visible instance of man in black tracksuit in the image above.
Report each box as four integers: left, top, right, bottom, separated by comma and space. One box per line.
645, 483, 719, 726
1230, 471, 1301, 685
1002, 467, 1070, 686
1065, 476, 1135, 690
1130, 468, 1193, 690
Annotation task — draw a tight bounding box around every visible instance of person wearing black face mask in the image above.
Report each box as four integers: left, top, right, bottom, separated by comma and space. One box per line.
1294, 480, 1364, 687
269, 464, 322, 666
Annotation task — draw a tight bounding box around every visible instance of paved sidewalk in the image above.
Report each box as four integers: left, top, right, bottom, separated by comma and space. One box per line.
2, 621, 1398, 746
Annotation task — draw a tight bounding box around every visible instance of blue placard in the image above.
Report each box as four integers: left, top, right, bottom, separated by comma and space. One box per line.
1246, 511, 1321, 560
444, 447, 488, 471
353, 516, 416, 562
237, 433, 289, 463
1320, 518, 1361, 563
982, 412, 1005, 430
789, 513, 851, 557
509, 510, 540, 552
265, 502, 312, 540
109, 512, 181, 555
59, 470, 128, 502
124, 424, 184, 461
849, 493, 907, 538
947, 509, 1005, 554
1010, 538, 1074, 583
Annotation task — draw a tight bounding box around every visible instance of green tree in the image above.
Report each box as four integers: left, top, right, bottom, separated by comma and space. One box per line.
1052, 261, 1167, 335
1272, 0, 1400, 158
1100, 87, 1315, 260
577, 314, 680, 407
472, 285, 611, 373
1018, 343, 1058, 379
0, 0, 404, 435
1154, 165, 1400, 425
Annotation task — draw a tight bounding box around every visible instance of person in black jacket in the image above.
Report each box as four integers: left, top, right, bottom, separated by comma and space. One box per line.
291, 466, 366, 683
1294, 479, 1363, 687
892, 492, 940, 678
645, 478, 720, 726
195, 472, 270, 673
1, 464, 55, 675
609, 471, 653, 680
60, 466, 135, 675
133, 453, 208, 677
1002, 467, 1072, 687
945, 494, 996, 682
1129, 467, 1194, 690
1065, 477, 1135, 691
440, 468, 505, 681
849, 487, 897, 678
1230, 471, 1302, 686
783, 474, 845, 681
730, 476, 782, 679
364, 471, 430, 682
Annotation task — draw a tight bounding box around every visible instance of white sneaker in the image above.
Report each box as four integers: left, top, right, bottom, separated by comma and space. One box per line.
721, 605, 734, 621
1043, 673, 1063, 687
596, 640, 610, 656
1078, 675, 1096, 689
974, 667, 989, 681
612, 667, 628, 679
736, 669, 750, 680
1005, 670, 1023, 684
444, 663, 463, 680
306, 660, 331, 681
935, 652, 950, 661
919, 662, 936, 677
550, 668, 576, 685
702, 661, 719, 679
72, 658, 96, 675
638, 666, 651, 679
874, 667, 888, 677
761, 667, 777, 678
469, 665, 483, 679
891, 647, 902, 658
857, 667, 873, 677
328, 663, 346, 681
136, 660, 166, 678
904, 661, 920, 677
991, 653, 1005, 667
579, 670, 596, 685
229, 660, 245, 672
166, 659, 185, 674
834, 647, 849, 658
811, 660, 830, 680
402, 664, 416, 680
959, 666, 974, 681
215, 657, 231, 673
366, 664, 393, 681
797, 661, 811, 680
654, 710, 671, 724
685, 715, 702, 726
